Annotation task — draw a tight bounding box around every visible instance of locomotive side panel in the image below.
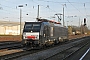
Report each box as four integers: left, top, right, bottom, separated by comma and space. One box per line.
41, 25, 50, 45
53, 26, 68, 42
62, 27, 68, 39
42, 24, 55, 46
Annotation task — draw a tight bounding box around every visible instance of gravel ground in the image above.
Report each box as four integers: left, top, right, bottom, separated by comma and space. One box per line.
0, 35, 21, 42
0, 49, 23, 56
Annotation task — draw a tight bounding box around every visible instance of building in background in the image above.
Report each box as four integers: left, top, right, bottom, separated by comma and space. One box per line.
0, 20, 24, 35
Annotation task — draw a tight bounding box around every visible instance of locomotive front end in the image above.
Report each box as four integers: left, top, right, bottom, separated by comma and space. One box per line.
22, 22, 41, 47
23, 32, 40, 47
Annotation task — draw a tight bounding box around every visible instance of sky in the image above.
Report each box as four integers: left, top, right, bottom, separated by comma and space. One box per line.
0, 0, 90, 28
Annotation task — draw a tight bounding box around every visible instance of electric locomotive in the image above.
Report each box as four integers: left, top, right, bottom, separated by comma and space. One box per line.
22, 18, 68, 47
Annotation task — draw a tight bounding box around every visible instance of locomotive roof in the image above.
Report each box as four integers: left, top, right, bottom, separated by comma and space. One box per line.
25, 18, 65, 27
25, 21, 41, 23
25, 21, 64, 27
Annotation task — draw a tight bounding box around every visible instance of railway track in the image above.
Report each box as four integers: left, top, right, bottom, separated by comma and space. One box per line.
0, 41, 22, 50
0, 36, 89, 60
0, 40, 74, 60
44, 37, 90, 60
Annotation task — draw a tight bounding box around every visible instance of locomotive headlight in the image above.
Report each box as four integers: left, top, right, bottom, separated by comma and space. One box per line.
45, 41, 47, 43
23, 36, 26, 39
31, 31, 33, 32
25, 40, 27, 44
59, 37, 61, 40
49, 40, 50, 41
23, 36, 27, 39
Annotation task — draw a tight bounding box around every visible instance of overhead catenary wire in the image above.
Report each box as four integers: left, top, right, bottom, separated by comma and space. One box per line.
37, 0, 89, 4
32, 0, 58, 13
39, 0, 89, 16
0, 4, 33, 14
31, 0, 61, 19
1, 0, 90, 16
0, 3, 36, 21
35, 0, 90, 20
0, 0, 36, 16
67, 0, 86, 17
1, 0, 90, 21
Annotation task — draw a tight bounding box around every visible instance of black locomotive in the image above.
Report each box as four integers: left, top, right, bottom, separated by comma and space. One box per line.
22, 19, 68, 47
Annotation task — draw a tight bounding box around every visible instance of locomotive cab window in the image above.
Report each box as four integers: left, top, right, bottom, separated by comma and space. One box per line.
33, 24, 41, 29
23, 23, 41, 32
25, 24, 32, 29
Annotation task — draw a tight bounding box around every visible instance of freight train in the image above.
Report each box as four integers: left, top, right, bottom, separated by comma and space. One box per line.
22, 18, 68, 47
